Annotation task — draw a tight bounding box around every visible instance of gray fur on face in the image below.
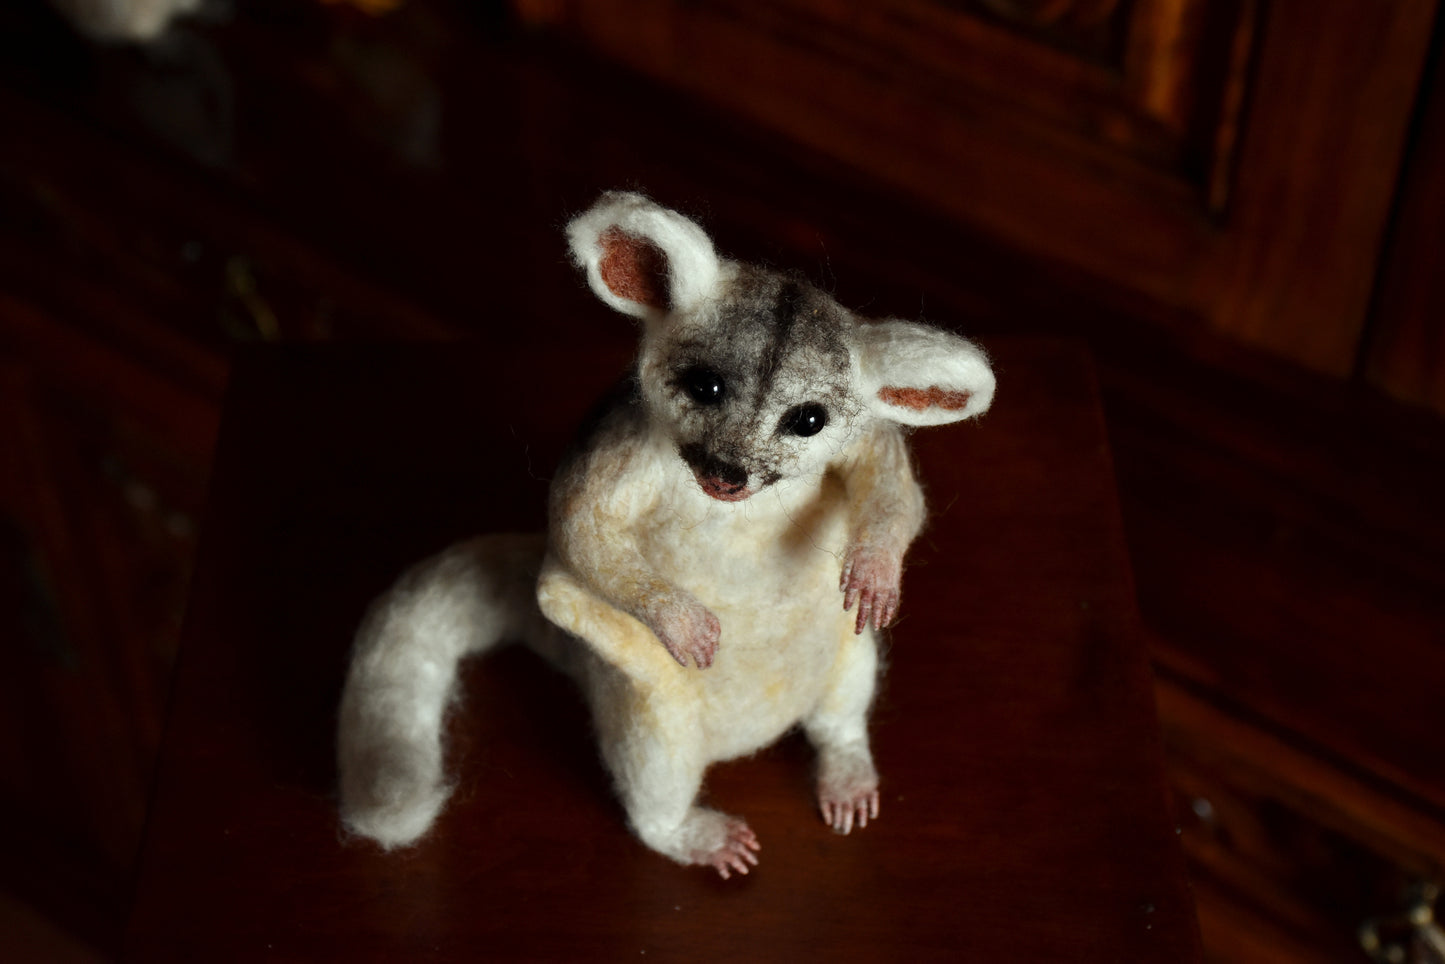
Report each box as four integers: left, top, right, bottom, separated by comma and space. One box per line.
639, 266, 862, 491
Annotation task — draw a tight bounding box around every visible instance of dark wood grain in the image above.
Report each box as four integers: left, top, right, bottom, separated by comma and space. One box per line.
123, 340, 1199, 962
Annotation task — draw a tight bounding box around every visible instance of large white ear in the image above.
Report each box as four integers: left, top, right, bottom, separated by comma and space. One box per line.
855, 320, 995, 426
566, 192, 721, 320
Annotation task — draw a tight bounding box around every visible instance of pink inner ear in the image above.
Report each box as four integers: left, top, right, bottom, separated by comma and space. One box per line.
877, 385, 972, 411
599, 228, 670, 311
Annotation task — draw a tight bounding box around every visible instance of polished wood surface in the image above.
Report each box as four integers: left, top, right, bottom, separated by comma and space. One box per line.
124, 340, 1200, 961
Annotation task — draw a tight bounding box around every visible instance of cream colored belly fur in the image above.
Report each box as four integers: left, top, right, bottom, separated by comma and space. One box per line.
537, 467, 860, 765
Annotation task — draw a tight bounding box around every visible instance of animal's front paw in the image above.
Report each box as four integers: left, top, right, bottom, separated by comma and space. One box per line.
840, 546, 903, 634
647, 596, 722, 669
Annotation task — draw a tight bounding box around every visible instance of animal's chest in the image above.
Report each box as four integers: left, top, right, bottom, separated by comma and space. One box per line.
641, 471, 850, 617
636, 473, 855, 752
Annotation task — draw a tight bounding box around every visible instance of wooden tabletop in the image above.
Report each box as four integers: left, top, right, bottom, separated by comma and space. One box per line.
124, 337, 1199, 962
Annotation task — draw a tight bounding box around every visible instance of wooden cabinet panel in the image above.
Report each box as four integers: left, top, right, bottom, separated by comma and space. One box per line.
1160, 679, 1442, 963
516, 0, 1437, 377
1368, 14, 1445, 416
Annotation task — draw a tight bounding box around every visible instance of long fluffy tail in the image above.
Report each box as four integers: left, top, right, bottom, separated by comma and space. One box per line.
338, 533, 549, 849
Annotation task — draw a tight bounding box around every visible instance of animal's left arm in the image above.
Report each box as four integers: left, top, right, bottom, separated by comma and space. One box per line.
835, 422, 925, 633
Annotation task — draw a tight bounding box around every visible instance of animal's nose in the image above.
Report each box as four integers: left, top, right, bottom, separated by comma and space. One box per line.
681, 446, 752, 501
680, 444, 749, 488
698, 459, 749, 499
708, 459, 748, 489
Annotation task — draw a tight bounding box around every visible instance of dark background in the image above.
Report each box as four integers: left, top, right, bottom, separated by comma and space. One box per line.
1, 0, 1442, 960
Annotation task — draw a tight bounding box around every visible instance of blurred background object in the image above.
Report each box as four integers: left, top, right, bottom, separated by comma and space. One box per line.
49, 0, 204, 43
0, 0, 1441, 960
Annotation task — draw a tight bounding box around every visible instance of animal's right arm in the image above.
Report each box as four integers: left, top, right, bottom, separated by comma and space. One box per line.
548, 426, 721, 670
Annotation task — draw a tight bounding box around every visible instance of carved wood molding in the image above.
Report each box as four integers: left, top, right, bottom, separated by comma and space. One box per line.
975, 0, 1123, 20
648, 0, 1259, 208
515, 0, 1440, 376
967, 0, 1130, 63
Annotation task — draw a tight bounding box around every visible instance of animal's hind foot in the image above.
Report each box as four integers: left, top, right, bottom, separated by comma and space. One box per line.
817, 748, 880, 835
678, 809, 760, 879
819, 786, 879, 835
704, 817, 760, 879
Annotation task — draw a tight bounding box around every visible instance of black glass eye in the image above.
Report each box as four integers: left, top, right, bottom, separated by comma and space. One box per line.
780, 403, 828, 437
679, 366, 726, 406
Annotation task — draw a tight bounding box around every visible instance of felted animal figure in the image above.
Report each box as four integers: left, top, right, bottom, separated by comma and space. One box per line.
337, 192, 995, 878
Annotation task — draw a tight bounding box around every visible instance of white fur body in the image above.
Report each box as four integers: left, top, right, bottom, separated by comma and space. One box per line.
546, 417, 868, 756
534, 391, 925, 870
337, 192, 993, 876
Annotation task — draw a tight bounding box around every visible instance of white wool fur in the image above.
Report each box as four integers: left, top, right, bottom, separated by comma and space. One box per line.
50, 0, 200, 41
338, 534, 551, 848
566, 190, 721, 320
338, 194, 994, 875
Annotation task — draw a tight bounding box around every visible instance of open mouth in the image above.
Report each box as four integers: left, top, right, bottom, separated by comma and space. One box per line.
695, 471, 753, 502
